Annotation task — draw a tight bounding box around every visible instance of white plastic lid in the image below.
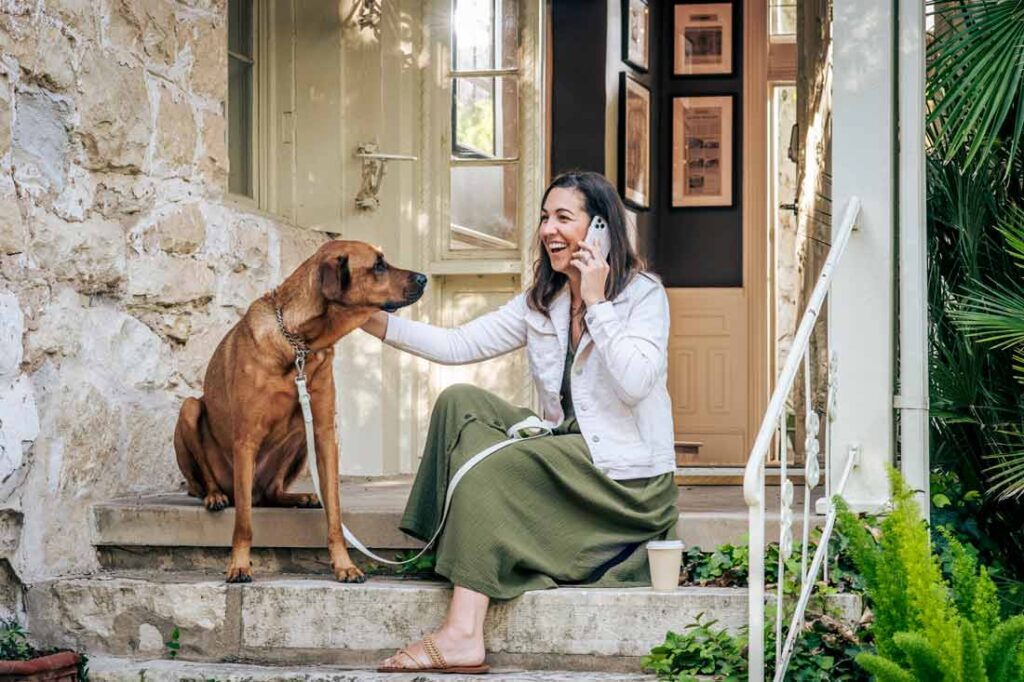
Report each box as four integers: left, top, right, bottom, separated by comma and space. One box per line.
646, 540, 685, 550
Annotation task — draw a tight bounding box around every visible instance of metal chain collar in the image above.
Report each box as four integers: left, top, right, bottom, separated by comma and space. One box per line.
272, 289, 311, 378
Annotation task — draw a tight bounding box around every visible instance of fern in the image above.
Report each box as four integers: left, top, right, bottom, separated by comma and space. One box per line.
891, 632, 944, 680
854, 653, 916, 682
984, 615, 1024, 681
960, 623, 986, 682
836, 468, 1024, 681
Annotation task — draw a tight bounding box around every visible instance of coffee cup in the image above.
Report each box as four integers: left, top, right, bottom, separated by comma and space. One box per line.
647, 539, 684, 591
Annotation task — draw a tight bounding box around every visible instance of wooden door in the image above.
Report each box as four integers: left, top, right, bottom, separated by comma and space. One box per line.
669, 289, 751, 466
666, 0, 770, 472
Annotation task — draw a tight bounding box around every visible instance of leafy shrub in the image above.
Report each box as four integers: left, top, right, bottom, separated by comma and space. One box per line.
641, 610, 869, 681
835, 468, 1024, 681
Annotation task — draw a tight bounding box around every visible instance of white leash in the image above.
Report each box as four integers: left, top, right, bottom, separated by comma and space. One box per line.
295, 371, 552, 566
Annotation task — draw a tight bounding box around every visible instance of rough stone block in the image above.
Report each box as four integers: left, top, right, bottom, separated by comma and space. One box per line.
106, 0, 180, 66
128, 253, 215, 305
12, 90, 70, 197
187, 18, 227, 100
153, 203, 205, 255
0, 291, 23, 377
25, 575, 233, 660
0, 16, 76, 91
0, 72, 10, 162
199, 110, 227, 189
156, 85, 197, 169
0, 374, 37, 481
75, 52, 151, 172
29, 213, 125, 293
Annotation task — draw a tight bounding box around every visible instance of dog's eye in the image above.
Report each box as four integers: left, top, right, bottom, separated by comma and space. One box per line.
373, 259, 387, 274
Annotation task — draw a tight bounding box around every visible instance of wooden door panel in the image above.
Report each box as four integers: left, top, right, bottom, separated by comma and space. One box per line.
668, 288, 749, 466
433, 274, 531, 408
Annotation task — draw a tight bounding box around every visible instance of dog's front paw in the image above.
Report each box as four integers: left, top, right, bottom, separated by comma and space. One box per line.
334, 564, 367, 583
226, 558, 253, 583
204, 491, 230, 511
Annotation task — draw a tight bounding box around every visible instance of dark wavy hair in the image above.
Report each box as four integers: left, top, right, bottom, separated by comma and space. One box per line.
527, 170, 648, 315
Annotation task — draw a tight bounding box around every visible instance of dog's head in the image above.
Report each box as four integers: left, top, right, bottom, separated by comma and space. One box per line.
316, 240, 427, 312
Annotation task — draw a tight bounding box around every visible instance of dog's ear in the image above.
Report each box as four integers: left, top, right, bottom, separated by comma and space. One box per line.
319, 255, 350, 302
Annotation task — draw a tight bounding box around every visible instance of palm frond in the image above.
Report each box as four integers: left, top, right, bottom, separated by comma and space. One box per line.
927, 0, 1024, 177
951, 279, 1024, 350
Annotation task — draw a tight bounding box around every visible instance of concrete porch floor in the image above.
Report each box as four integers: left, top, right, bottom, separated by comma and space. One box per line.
92, 477, 825, 556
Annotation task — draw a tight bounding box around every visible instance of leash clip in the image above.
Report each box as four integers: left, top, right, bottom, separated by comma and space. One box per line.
294, 350, 309, 380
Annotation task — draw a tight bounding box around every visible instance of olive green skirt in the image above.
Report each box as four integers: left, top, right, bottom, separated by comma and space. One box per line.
399, 383, 679, 601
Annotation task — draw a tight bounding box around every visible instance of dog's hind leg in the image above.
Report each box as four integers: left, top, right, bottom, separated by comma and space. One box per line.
262, 436, 321, 508
175, 398, 230, 511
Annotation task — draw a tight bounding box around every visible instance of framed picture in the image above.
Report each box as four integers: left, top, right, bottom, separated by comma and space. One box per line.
622, 0, 650, 72
619, 73, 651, 210
674, 3, 733, 76
672, 95, 733, 207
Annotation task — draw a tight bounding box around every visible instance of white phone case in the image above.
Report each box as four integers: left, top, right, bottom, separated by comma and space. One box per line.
584, 215, 611, 259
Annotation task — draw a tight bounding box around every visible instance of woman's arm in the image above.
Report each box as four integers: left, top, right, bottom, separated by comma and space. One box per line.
584, 277, 669, 406
363, 293, 529, 365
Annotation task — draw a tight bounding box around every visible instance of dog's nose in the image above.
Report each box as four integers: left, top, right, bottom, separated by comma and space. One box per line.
413, 273, 428, 288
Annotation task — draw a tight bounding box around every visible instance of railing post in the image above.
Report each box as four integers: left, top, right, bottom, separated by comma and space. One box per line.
830, 0, 895, 514
748, 462, 765, 682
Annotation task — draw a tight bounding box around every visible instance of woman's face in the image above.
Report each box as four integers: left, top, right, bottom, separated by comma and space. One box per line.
539, 187, 590, 275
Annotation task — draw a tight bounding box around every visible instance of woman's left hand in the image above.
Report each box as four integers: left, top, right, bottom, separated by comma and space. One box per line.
571, 241, 610, 306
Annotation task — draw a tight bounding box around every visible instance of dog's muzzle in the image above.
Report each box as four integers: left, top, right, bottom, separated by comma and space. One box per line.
382, 272, 427, 312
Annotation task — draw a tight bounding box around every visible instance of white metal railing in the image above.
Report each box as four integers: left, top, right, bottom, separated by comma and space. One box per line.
744, 196, 861, 681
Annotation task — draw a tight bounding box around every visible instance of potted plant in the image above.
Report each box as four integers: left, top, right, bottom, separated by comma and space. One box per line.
0, 619, 86, 681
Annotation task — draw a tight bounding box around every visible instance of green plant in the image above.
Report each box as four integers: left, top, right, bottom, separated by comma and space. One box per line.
930, 469, 1024, 615
164, 626, 180, 660
0, 619, 32, 660
835, 468, 1024, 681
927, 0, 1024, 175
641, 612, 746, 681
926, 0, 1024, 581
393, 550, 438, 577
642, 610, 870, 681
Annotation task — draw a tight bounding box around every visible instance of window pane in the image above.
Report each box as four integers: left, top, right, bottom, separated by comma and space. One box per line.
452, 0, 518, 70
450, 165, 519, 251
453, 76, 519, 159
228, 57, 252, 197
229, 0, 253, 57
769, 2, 796, 37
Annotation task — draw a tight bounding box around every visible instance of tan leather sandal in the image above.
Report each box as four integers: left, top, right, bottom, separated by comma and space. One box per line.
376, 633, 490, 674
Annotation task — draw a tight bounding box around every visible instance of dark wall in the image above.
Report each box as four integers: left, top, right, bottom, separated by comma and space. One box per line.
655, 1, 744, 287
550, 1, 608, 175
549, 1, 743, 287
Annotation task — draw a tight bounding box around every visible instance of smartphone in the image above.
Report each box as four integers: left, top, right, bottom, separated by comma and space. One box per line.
583, 215, 611, 260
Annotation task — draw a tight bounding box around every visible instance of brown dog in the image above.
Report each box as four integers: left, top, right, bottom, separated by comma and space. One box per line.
173, 240, 426, 583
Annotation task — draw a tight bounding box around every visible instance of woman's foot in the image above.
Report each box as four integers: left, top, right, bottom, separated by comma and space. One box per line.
377, 626, 487, 672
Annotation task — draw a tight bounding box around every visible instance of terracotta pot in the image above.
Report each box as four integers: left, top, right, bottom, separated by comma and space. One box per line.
0, 651, 80, 681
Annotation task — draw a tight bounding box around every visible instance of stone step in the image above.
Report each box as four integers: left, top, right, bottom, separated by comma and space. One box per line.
91, 492, 823, 571
86, 657, 659, 681
27, 571, 861, 672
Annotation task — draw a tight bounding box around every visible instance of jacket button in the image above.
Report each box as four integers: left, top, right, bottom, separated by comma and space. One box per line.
580, 404, 588, 411
591, 435, 600, 443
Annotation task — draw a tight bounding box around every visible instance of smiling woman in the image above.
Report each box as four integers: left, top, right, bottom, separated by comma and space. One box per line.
359, 171, 678, 674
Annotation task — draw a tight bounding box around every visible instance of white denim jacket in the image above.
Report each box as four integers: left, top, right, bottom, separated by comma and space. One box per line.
383, 273, 675, 480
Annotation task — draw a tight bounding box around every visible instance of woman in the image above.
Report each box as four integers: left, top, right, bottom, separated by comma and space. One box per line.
362, 171, 678, 674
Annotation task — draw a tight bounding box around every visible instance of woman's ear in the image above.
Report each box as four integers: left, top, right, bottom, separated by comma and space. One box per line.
319, 255, 350, 301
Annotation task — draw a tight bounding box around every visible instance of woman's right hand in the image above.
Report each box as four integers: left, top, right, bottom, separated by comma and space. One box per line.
361, 311, 389, 340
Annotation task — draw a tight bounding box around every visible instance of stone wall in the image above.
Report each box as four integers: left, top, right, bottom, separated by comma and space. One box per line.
0, 0, 326, 588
